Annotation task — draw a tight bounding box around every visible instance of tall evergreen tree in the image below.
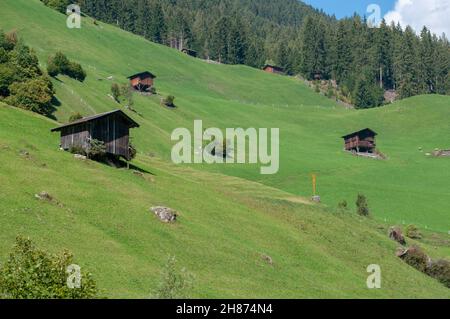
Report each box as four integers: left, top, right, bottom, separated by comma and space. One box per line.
372, 19, 393, 89
148, 0, 166, 43
227, 16, 247, 65
300, 16, 327, 80
397, 26, 421, 98
333, 20, 353, 84
419, 27, 436, 93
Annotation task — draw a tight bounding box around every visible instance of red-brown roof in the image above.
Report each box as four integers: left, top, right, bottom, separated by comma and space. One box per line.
263, 64, 284, 72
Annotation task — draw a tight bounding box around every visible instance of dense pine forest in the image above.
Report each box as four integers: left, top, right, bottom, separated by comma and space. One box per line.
49, 0, 449, 107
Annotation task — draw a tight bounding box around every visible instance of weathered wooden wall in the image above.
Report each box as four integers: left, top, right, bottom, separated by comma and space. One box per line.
90, 113, 130, 159
60, 113, 131, 159
130, 76, 153, 89
60, 124, 89, 150
344, 134, 376, 152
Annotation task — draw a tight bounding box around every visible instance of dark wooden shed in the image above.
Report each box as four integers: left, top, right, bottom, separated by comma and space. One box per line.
181, 48, 197, 57
127, 71, 156, 92
51, 110, 139, 160
262, 64, 284, 75
342, 128, 377, 153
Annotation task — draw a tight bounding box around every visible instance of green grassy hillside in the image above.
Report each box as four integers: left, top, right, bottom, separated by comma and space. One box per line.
0, 0, 449, 298
2, 0, 449, 232
1, 0, 448, 233
1, 103, 449, 298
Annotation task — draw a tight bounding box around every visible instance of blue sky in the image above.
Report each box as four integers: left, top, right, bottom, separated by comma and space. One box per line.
301, 0, 449, 37
303, 0, 396, 19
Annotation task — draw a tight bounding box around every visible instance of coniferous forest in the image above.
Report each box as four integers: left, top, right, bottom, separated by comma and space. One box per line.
54, 0, 449, 107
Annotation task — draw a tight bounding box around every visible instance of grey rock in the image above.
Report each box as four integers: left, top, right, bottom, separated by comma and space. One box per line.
311, 195, 321, 203
74, 154, 87, 160
35, 191, 52, 201
151, 206, 177, 223
261, 254, 274, 266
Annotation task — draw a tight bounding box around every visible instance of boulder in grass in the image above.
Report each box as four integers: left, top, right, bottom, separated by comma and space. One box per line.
151, 206, 177, 223
311, 195, 321, 203
74, 154, 87, 160
261, 254, 274, 266
35, 191, 52, 201
389, 226, 406, 245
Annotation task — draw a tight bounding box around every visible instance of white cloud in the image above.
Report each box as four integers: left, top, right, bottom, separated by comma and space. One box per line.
384, 0, 450, 37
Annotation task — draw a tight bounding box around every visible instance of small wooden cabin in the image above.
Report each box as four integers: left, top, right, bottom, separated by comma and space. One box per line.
342, 128, 377, 153
182, 48, 197, 57
262, 64, 284, 75
51, 110, 139, 160
313, 72, 323, 80
127, 71, 156, 92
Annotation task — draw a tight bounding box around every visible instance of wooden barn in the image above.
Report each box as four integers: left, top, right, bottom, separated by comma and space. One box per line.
51, 110, 140, 160
182, 48, 197, 57
262, 64, 284, 75
127, 71, 156, 92
342, 128, 377, 153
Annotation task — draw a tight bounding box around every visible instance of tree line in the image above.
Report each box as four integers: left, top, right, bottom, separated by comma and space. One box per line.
45, 0, 449, 107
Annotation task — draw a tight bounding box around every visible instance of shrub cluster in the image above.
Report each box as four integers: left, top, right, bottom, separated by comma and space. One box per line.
401, 245, 430, 273
40, 0, 71, 14
337, 200, 348, 211
68, 139, 107, 161
69, 144, 86, 156
48, 52, 86, 82
400, 245, 450, 289
111, 83, 134, 107
129, 142, 137, 160
0, 236, 98, 299
0, 30, 55, 116
163, 95, 175, 107
152, 256, 193, 299
87, 139, 107, 160
427, 259, 450, 288
68, 112, 83, 123
356, 193, 370, 217
405, 224, 423, 239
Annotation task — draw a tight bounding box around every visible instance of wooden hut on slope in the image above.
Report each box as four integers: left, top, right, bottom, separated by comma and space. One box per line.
262, 64, 284, 75
342, 128, 377, 154
181, 48, 197, 57
51, 110, 139, 160
127, 71, 156, 92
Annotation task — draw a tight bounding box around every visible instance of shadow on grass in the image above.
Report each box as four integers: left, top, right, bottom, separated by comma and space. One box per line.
96, 155, 155, 175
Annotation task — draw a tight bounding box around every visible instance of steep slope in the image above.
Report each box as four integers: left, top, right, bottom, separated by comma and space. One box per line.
0, 103, 449, 298
0, 0, 449, 298
0, 0, 449, 232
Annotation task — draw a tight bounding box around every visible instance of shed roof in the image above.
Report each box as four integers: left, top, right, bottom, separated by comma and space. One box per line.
263, 64, 284, 71
127, 71, 156, 80
342, 128, 378, 139
51, 110, 140, 132
182, 48, 197, 53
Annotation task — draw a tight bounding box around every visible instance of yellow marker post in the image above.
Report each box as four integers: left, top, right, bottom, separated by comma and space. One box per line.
311, 174, 321, 203
312, 174, 316, 196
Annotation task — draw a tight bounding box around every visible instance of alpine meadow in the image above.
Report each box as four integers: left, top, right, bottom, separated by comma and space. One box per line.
0, 0, 449, 301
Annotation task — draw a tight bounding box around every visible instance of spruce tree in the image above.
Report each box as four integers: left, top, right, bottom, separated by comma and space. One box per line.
300, 16, 327, 80
419, 27, 436, 93
333, 20, 353, 84
397, 27, 421, 99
